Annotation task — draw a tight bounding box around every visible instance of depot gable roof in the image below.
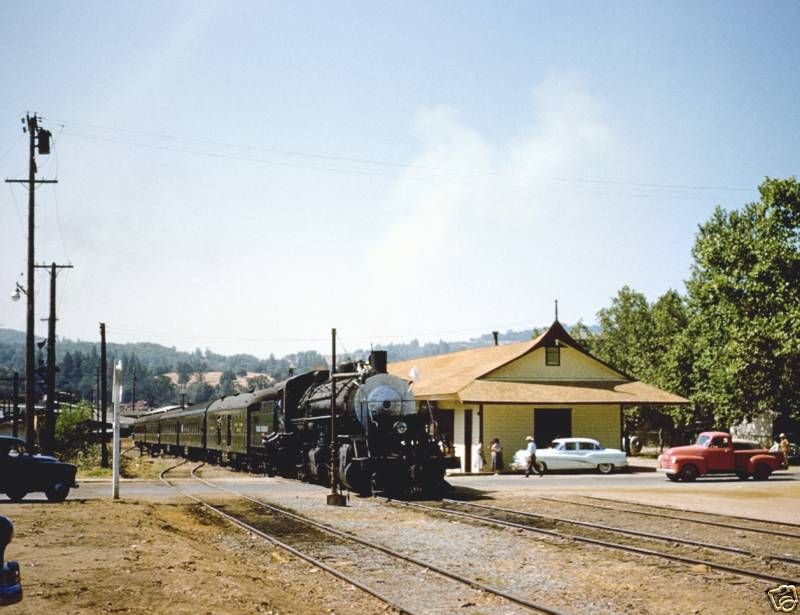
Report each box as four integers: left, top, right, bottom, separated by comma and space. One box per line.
388, 321, 689, 405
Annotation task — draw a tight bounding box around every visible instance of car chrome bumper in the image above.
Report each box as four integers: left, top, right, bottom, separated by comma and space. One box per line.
656, 466, 677, 474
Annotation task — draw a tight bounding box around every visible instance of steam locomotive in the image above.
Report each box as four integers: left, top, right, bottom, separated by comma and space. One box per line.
133, 351, 460, 496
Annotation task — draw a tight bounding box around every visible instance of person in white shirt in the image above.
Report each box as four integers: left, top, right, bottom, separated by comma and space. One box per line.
490, 438, 504, 473
524, 436, 544, 477
472, 441, 485, 473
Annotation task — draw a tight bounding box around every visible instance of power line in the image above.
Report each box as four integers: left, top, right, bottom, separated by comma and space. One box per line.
56, 130, 749, 205
0, 133, 25, 168
46, 116, 756, 194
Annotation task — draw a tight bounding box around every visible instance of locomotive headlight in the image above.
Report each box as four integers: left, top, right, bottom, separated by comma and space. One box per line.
394, 420, 408, 435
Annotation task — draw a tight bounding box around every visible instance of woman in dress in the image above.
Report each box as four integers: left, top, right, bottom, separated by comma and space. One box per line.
472, 441, 485, 473
490, 438, 503, 473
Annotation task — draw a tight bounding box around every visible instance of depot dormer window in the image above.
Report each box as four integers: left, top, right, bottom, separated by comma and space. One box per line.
545, 345, 560, 366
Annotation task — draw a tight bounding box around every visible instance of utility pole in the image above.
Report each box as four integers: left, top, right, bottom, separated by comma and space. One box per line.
100, 323, 109, 468
327, 328, 346, 506
5, 113, 57, 451
12, 372, 19, 438
35, 262, 73, 454
95, 366, 100, 421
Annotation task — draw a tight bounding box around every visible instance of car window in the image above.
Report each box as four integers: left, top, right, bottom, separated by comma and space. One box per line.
564, 442, 578, 451
578, 442, 596, 450
710, 437, 729, 448
554, 443, 565, 451
696, 434, 711, 446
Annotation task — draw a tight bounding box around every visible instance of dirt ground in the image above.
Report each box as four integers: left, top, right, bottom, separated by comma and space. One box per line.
2, 498, 392, 615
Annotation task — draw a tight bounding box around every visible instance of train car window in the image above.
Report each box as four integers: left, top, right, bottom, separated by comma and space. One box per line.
226, 415, 232, 446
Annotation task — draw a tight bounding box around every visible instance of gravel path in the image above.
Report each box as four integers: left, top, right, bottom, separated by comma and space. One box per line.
188, 469, 791, 615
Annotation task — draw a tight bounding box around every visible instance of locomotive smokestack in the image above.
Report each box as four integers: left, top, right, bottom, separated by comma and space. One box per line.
369, 350, 388, 374
492, 331, 499, 346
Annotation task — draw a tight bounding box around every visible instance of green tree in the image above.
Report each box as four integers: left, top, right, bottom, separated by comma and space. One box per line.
568, 320, 596, 351
219, 369, 237, 397
54, 401, 94, 460
592, 286, 654, 378
591, 287, 696, 434
176, 361, 193, 385
686, 177, 800, 428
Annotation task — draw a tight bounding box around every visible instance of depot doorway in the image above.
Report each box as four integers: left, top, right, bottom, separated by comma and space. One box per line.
534, 408, 572, 448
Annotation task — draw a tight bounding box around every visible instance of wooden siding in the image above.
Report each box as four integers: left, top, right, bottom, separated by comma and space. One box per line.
482, 404, 535, 461
486, 346, 624, 381
572, 404, 621, 449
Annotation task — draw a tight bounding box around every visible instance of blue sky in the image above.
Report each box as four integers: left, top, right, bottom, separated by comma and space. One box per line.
1, 1, 798, 356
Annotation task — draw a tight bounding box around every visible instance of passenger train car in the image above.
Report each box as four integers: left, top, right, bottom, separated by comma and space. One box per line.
133, 351, 460, 496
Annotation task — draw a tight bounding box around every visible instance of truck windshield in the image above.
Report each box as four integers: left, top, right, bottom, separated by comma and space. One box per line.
696, 434, 711, 446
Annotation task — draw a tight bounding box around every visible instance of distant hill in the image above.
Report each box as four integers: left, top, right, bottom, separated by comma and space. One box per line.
0, 323, 596, 377
0, 323, 596, 406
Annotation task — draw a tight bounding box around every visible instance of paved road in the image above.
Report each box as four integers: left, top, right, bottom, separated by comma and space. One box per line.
3, 465, 797, 524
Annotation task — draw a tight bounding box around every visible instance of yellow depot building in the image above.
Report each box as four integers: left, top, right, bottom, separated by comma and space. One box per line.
388, 320, 688, 472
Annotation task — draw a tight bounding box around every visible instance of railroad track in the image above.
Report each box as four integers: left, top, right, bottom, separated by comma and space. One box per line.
159, 463, 566, 615
538, 494, 800, 539
384, 498, 800, 587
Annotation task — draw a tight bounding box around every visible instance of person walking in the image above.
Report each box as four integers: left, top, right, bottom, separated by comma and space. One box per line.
490, 438, 504, 474
779, 433, 791, 468
524, 436, 544, 477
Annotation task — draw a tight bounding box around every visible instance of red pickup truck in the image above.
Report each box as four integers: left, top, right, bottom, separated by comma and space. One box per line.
657, 431, 783, 482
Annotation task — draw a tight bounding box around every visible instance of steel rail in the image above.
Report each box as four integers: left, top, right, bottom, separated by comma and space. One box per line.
580, 494, 800, 529
388, 499, 800, 587
189, 467, 566, 615
538, 495, 800, 539
158, 463, 415, 615
443, 498, 800, 566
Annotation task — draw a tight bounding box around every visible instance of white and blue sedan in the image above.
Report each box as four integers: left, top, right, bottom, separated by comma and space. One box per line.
510, 437, 627, 474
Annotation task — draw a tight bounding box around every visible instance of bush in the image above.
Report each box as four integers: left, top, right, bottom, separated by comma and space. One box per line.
54, 401, 94, 461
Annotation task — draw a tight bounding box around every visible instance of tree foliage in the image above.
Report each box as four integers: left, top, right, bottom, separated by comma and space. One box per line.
591, 287, 694, 431
54, 400, 94, 460
686, 177, 800, 428
591, 177, 800, 432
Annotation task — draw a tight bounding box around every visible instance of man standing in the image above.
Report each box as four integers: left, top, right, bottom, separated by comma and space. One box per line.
779, 433, 791, 468
524, 436, 544, 477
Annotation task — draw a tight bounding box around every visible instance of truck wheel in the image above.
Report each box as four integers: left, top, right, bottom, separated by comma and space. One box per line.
753, 464, 771, 481
679, 464, 699, 482
45, 483, 71, 502
597, 463, 613, 474
5, 489, 26, 502
666, 473, 680, 482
